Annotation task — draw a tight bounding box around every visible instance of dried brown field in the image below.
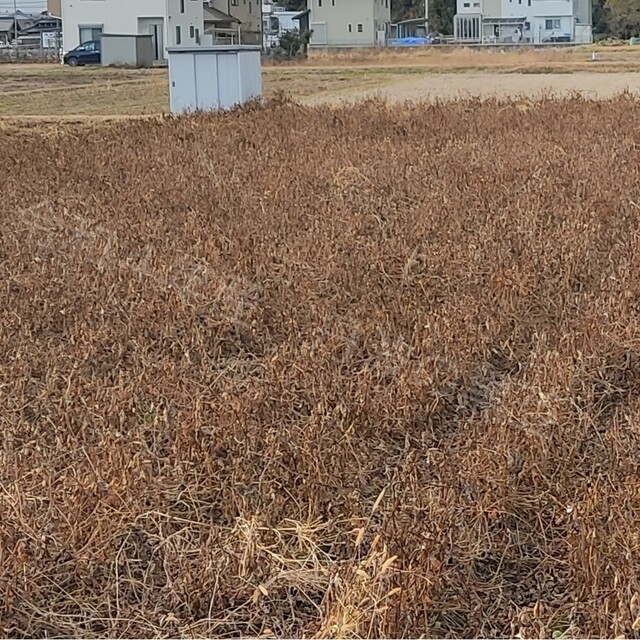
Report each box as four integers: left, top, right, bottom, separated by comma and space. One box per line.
2, 96, 640, 638
300, 44, 640, 72
3, 48, 640, 120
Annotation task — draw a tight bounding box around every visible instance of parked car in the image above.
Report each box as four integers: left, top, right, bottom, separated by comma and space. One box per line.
63, 40, 101, 66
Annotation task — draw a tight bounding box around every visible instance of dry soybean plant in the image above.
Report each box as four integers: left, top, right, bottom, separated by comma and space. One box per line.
2, 96, 640, 638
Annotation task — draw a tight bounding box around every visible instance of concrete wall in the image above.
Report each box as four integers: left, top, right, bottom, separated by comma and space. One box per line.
101, 34, 154, 66
167, 0, 204, 45
62, 0, 202, 54
373, 0, 391, 41
457, 0, 483, 14
310, 0, 382, 47
101, 34, 137, 65
531, 14, 574, 40
573, 0, 592, 25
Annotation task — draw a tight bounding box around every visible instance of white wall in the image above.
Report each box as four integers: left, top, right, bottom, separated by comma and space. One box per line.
166, 0, 204, 46
62, 0, 203, 54
310, 0, 380, 47
373, 0, 391, 40
532, 13, 573, 40
457, 0, 483, 14
62, 0, 162, 51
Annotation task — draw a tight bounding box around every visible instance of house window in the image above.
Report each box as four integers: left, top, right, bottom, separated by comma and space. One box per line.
545, 18, 561, 29
190, 25, 194, 38
79, 25, 102, 44
463, 2, 470, 6
357, 23, 363, 32
473, 2, 480, 6
180, 0, 185, 12
175, 25, 181, 44
348, 23, 352, 32
195, 28, 200, 43
318, 0, 322, 6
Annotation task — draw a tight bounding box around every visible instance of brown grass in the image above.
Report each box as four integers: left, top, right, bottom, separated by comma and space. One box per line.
3, 47, 640, 119
2, 96, 640, 638
299, 44, 640, 72
297, 45, 640, 70
0, 65, 394, 117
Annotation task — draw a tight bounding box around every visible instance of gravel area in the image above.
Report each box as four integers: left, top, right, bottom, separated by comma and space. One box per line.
307, 71, 640, 104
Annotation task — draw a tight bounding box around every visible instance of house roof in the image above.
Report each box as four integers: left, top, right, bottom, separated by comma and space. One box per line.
0, 18, 13, 32
203, 5, 240, 24
20, 15, 61, 33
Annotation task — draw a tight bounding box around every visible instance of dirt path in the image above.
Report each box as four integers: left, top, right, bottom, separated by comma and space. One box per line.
306, 71, 640, 104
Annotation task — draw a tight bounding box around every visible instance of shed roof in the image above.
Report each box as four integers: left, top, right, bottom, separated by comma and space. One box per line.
203, 5, 240, 24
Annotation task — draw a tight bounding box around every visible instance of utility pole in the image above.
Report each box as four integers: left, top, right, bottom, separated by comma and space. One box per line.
12, 0, 18, 58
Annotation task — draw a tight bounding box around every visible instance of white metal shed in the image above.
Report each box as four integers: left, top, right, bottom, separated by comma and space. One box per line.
167, 45, 262, 114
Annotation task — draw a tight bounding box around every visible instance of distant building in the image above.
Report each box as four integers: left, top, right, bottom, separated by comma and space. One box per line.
18, 12, 61, 46
203, 3, 241, 44
305, 0, 391, 48
0, 7, 53, 45
208, 0, 261, 44
262, 3, 304, 49
61, 0, 204, 59
453, 0, 593, 44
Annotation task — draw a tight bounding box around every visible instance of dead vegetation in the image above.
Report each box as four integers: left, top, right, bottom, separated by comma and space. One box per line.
2, 96, 640, 637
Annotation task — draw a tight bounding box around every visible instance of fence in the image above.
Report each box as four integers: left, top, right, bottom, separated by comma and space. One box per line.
0, 42, 62, 64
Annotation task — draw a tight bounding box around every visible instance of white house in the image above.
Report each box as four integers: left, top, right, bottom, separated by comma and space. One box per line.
210, 0, 261, 43
61, 0, 204, 59
453, 0, 592, 44
306, 0, 391, 48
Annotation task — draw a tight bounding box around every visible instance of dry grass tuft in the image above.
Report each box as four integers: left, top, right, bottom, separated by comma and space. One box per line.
2, 96, 640, 637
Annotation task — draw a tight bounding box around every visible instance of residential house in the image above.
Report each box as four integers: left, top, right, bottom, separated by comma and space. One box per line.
453, 0, 592, 44
61, 0, 204, 60
0, 9, 39, 45
262, 3, 305, 49
203, 3, 241, 43
305, 0, 391, 48
208, 0, 261, 43
18, 12, 61, 46
0, 16, 15, 44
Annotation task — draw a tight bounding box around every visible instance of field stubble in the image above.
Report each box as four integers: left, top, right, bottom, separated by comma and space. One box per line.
2, 96, 640, 637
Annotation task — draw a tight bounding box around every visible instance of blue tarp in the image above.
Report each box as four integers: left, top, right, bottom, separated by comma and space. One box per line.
390, 37, 433, 47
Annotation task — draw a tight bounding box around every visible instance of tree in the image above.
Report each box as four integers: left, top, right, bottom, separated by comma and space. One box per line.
392, 0, 425, 21
604, 0, 640, 37
271, 28, 312, 59
427, 0, 456, 34
282, 0, 306, 9
392, 0, 456, 34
